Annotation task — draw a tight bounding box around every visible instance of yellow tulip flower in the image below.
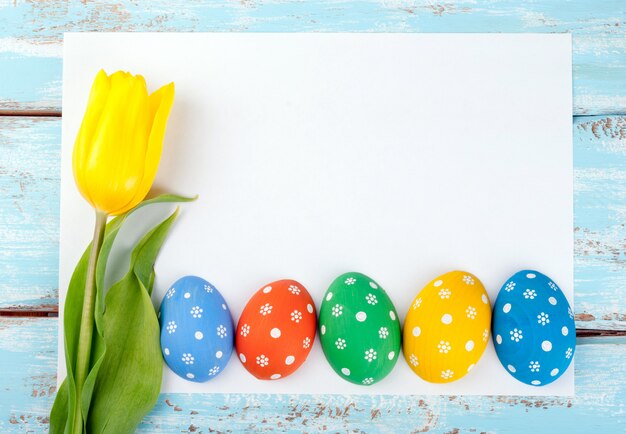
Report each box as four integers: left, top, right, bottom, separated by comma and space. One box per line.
73, 69, 175, 216
62, 70, 175, 434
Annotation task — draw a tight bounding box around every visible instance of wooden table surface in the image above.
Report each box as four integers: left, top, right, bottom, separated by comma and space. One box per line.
1, 1, 625, 432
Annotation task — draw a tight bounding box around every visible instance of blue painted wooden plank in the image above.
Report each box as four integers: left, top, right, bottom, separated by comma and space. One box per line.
0, 117, 59, 310
1, 0, 626, 114
0, 318, 624, 432
1, 115, 625, 330
0, 52, 60, 111
573, 116, 626, 329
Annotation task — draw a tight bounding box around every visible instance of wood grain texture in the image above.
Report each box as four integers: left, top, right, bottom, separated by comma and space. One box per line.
0, 317, 624, 433
0, 117, 59, 313
1, 0, 626, 115
0, 115, 624, 331
574, 115, 626, 330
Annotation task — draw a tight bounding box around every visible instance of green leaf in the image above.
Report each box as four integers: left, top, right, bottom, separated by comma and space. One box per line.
82, 194, 195, 420
51, 193, 195, 433
50, 240, 92, 434
136, 193, 197, 210
49, 379, 70, 434
95, 194, 195, 326
86, 209, 180, 434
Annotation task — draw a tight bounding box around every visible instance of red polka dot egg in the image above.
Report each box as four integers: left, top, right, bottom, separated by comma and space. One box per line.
236, 279, 317, 380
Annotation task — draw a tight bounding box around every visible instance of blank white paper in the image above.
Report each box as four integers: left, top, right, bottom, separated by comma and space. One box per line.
59, 33, 573, 395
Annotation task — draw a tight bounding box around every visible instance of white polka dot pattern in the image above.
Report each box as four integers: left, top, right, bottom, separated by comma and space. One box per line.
492, 270, 576, 387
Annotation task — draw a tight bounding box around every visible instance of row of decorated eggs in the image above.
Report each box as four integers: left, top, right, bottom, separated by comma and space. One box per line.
158, 270, 575, 387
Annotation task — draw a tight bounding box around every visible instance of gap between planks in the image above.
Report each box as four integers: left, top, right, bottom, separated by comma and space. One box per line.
0, 109, 61, 117
0, 308, 58, 318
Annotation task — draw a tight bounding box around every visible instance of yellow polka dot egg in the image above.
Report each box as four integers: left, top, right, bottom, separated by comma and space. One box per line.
403, 271, 491, 383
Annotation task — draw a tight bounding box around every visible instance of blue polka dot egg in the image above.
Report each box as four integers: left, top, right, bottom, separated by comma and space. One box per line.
159, 276, 234, 382
492, 270, 575, 386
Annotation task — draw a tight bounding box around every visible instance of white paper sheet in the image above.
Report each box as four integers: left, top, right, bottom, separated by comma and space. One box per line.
59, 33, 573, 395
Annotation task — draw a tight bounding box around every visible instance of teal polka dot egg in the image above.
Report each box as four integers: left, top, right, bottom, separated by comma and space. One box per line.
159, 276, 234, 382
492, 270, 575, 386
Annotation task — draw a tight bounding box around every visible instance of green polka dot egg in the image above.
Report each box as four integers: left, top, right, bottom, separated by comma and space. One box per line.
319, 272, 401, 385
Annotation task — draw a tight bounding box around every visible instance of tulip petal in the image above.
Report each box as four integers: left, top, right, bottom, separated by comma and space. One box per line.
82, 71, 133, 211
73, 69, 111, 207
72, 70, 174, 216
85, 72, 151, 214
113, 82, 175, 215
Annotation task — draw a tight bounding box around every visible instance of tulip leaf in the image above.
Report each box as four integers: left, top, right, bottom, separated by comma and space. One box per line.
49, 380, 70, 434
87, 208, 179, 434
50, 193, 195, 434
83, 194, 195, 420
50, 239, 92, 434
138, 193, 198, 210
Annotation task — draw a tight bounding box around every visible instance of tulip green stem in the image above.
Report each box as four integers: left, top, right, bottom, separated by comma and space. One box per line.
72, 210, 107, 434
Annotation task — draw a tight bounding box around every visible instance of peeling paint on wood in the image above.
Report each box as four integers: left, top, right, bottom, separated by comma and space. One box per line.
1, 0, 626, 114
574, 116, 626, 330
0, 117, 60, 311
0, 318, 625, 432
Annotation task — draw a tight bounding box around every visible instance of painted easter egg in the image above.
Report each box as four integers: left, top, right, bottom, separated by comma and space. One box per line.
319, 272, 401, 386
236, 279, 316, 380
492, 270, 575, 386
403, 271, 491, 383
159, 276, 234, 382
